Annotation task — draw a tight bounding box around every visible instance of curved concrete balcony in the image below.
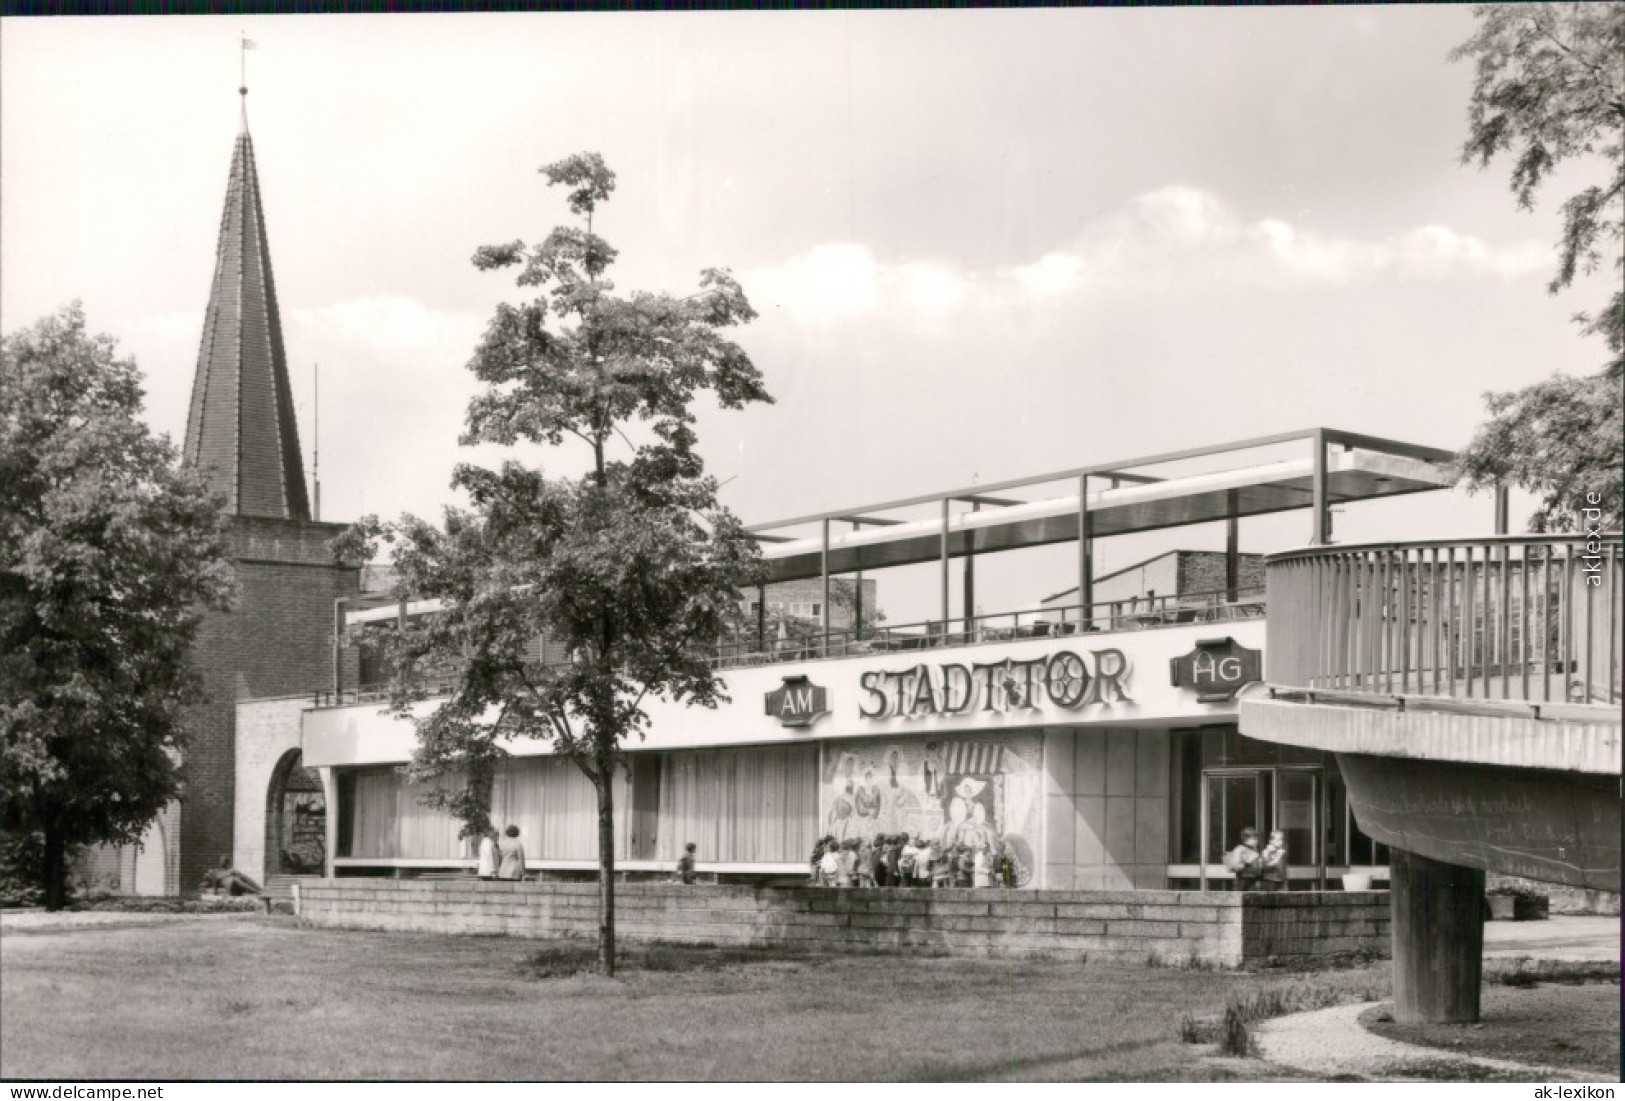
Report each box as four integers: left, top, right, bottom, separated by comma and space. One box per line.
1242, 534, 1621, 894
1266, 534, 1621, 711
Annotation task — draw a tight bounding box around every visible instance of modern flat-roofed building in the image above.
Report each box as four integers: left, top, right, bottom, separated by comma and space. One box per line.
272, 430, 1493, 892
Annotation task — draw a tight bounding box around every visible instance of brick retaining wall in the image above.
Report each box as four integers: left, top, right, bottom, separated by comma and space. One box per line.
1239, 890, 1391, 963
296, 880, 1389, 967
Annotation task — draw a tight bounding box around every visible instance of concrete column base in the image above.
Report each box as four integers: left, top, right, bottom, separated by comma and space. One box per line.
1390, 847, 1485, 1024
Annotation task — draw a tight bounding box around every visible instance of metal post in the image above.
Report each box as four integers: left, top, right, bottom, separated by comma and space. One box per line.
1226, 488, 1240, 602
1198, 774, 1209, 893
821, 518, 831, 658
1311, 430, 1330, 546
1493, 484, 1509, 535
1077, 475, 1092, 627
332, 598, 346, 695
963, 502, 979, 639
756, 581, 767, 654
852, 522, 863, 643
940, 499, 950, 636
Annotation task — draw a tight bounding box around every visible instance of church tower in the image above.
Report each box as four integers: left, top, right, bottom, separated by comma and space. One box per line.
184, 119, 311, 522
174, 87, 359, 891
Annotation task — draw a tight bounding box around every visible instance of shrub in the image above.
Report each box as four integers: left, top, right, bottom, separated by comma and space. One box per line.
0, 832, 46, 908
1218, 1003, 1255, 1057
1486, 884, 1547, 900
1179, 1014, 1221, 1044
65, 897, 261, 914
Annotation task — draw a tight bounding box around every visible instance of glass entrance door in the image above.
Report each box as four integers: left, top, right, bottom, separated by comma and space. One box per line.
1204, 770, 1269, 867
1198, 767, 1321, 889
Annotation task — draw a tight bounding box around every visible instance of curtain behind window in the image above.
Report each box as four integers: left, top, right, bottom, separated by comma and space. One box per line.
656, 744, 817, 863
347, 767, 467, 860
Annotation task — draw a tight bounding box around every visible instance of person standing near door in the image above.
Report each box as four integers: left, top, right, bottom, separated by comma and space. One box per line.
1259, 829, 1289, 892
1224, 827, 1263, 891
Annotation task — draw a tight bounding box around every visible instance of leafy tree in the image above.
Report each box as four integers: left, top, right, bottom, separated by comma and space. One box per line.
1450, 3, 1624, 530
1, 305, 235, 909
345, 152, 771, 975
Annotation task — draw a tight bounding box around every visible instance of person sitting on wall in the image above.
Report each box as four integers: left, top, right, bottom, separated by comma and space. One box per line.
200, 855, 262, 897
677, 842, 698, 884
1224, 827, 1263, 891
476, 827, 500, 881
835, 839, 858, 888
917, 839, 938, 888
808, 836, 831, 886
497, 824, 527, 881
819, 840, 842, 887
898, 835, 918, 885
1259, 830, 1288, 893
973, 843, 993, 889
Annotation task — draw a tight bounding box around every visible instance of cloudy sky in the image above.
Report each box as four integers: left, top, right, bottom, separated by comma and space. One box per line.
2, 9, 1613, 620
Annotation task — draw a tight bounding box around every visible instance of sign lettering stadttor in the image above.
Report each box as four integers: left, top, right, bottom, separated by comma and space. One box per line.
857, 648, 1132, 721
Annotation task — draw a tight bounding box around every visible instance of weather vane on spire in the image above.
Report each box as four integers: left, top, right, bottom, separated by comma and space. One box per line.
240, 34, 257, 93
239, 32, 257, 128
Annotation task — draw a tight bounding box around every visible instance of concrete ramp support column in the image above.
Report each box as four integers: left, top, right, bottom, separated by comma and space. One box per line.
1390, 847, 1485, 1024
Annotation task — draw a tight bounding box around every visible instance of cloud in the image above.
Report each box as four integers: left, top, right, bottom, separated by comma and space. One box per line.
286, 295, 485, 366
743, 185, 1549, 326
741, 243, 967, 328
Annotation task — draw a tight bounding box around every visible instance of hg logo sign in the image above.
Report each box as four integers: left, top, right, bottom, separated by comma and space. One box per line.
1170, 637, 1262, 703
765, 675, 829, 729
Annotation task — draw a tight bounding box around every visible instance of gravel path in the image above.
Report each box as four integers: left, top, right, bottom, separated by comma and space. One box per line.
1255, 1003, 1607, 1082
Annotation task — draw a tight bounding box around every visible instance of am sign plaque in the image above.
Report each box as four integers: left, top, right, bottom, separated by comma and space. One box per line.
765, 675, 829, 729
1170, 637, 1262, 703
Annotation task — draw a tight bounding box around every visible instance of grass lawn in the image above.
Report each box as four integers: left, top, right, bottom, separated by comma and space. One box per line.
1361, 979, 1621, 1078
0, 915, 1390, 1082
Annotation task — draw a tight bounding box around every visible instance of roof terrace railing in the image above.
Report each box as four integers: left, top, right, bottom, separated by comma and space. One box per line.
1265, 535, 1622, 710
312, 587, 1265, 708
710, 587, 1264, 671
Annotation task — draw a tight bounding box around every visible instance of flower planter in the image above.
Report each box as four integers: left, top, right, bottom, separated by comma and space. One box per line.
1341, 873, 1373, 892
1486, 893, 1549, 921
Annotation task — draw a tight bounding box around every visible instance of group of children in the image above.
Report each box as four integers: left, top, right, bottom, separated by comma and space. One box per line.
1224, 826, 1289, 891
808, 833, 1015, 889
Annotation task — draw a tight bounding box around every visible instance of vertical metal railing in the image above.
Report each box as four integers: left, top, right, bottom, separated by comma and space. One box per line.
1266, 535, 1623, 706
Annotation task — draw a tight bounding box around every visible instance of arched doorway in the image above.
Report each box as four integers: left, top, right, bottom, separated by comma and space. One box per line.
266, 750, 326, 876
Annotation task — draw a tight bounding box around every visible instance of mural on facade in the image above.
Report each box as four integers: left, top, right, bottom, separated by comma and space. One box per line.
280, 789, 327, 873
820, 734, 1043, 886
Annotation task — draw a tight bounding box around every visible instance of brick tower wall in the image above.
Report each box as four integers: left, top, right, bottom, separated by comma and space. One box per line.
179, 515, 358, 890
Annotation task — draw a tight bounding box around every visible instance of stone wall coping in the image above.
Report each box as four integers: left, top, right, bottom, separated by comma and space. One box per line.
310, 879, 1265, 905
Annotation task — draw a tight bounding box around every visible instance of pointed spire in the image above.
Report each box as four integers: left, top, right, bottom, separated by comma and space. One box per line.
183, 112, 311, 522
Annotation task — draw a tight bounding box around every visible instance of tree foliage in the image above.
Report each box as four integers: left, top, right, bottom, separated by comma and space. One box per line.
344, 152, 772, 974
0, 305, 235, 909
1450, 3, 1625, 529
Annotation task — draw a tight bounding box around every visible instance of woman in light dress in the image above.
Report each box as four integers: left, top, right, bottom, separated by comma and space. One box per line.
497, 824, 527, 881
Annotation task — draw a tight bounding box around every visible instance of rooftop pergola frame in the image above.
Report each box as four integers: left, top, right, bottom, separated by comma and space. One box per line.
328, 428, 1476, 694
742, 428, 1467, 656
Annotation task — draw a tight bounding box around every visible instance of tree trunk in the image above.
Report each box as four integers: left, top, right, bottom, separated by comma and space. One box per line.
41, 827, 67, 912
596, 750, 617, 977
1390, 846, 1485, 1024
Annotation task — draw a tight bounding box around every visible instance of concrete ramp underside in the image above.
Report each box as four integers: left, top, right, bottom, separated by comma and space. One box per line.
1338, 753, 1620, 892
